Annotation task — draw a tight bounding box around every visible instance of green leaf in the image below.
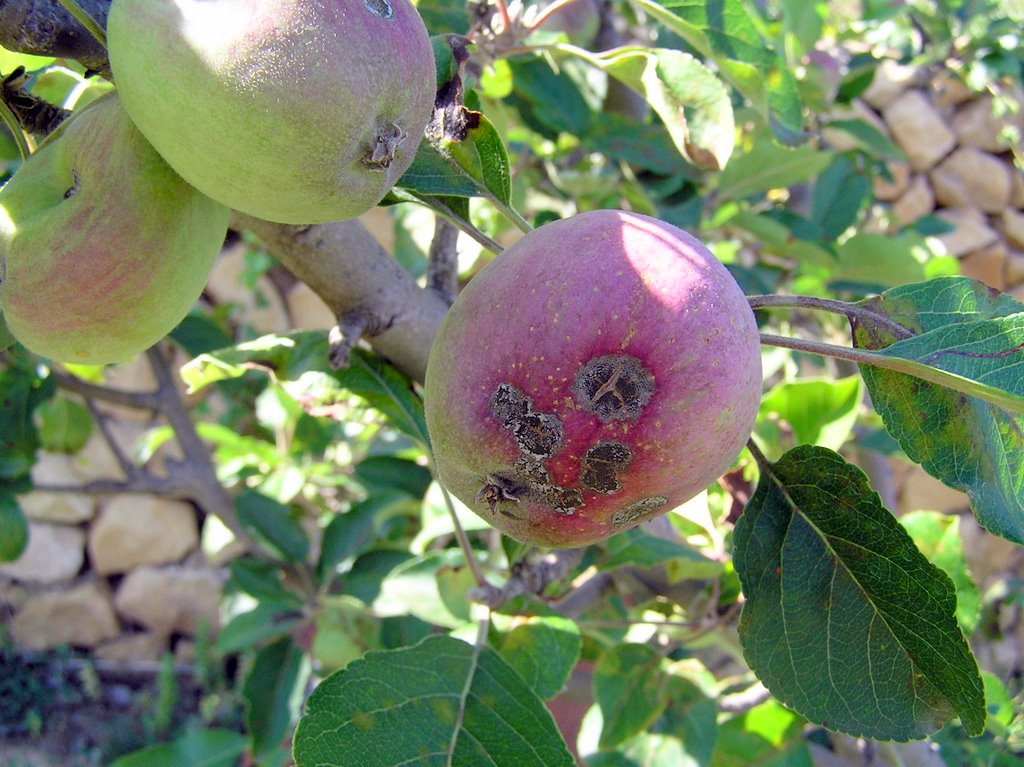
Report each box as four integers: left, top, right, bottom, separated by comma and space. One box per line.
180, 332, 333, 391
562, 45, 734, 171
734, 445, 985, 740
317, 494, 403, 582
717, 138, 833, 202
507, 56, 593, 137
234, 489, 309, 563
851, 277, 1024, 544
594, 644, 669, 749
631, 0, 806, 145
710, 699, 810, 767
373, 550, 474, 628
228, 557, 303, 608
497, 612, 581, 700
312, 595, 383, 671
599, 528, 722, 579
810, 155, 869, 241
181, 333, 429, 444
0, 493, 28, 562
834, 231, 931, 289
586, 668, 717, 767
107, 727, 248, 767
34, 393, 92, 454
397, 140, 481, 198
442, 111, 513, 206
293, 634, 575, 767
0, 364, 52, 479
899, 511, 980, 634
244, 636, 308, 759
354, 455, 433, 499
823, 118, 904, 160
215, 604, 302, 654
756, 376, 862, 455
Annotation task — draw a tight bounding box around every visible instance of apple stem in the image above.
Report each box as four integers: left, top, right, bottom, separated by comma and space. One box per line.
431, 461, 498, 597
759, 332, 1024, 414
524, 0, 585, 33
492, 0, 514, 34
748, 294, 914, 340
56, 0, 107, 50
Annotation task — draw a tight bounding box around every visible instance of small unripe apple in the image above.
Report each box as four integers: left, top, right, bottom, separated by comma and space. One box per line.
107, 0, 436, 225
424, 210, 762, 548
0, 93, 229, 365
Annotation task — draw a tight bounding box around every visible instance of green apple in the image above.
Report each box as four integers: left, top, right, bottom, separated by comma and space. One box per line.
107, 0, 437, 225
0, 93, 229, 365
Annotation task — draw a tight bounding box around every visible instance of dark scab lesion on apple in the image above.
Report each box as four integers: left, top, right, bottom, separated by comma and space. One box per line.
580, 440, 632, 494
363, 0, 395, 19
610, 496, 668, 527
362, 123, 407, 171
489, 382, 564, 459
63, 169, 81, 200
572, 354, 655, 422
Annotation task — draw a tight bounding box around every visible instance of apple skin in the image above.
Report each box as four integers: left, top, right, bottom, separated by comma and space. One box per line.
0, 93, 229, 365
106, 0, 436, 225
424, 210, 762, 548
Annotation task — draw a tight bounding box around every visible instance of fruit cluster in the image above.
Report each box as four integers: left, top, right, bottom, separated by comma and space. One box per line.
0, 0, 435, 364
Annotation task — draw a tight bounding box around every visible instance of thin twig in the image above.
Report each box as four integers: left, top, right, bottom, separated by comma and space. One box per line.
51, 370, 161, 410
83, 399, 139, 480
427, 217, 461, 305
747, 294, 914, 341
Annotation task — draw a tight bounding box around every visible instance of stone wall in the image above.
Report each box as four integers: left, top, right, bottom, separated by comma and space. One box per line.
833, 58, 1024, 293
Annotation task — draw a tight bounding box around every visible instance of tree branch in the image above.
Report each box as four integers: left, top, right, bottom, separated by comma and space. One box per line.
235, 214, 450, 383
0, 0, 111, 75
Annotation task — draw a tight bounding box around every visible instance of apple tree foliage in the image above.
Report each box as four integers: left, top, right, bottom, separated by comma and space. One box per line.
2, 0, 1024, 765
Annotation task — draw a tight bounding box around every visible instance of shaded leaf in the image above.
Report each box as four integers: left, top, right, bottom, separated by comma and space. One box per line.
497, 612, 581, 700
824, 118, 904, 160
107, 727, 248, 767
632, 0, 806, 145
756, 376, 862, 456
710, 699, 810, 767
734, 445, 985, 740
0, 363, 52, 479
215, 604, 302, 655
397, 140, 480, 198
293, 634, 574, 767
851, 277, 1024, 544
0, 493, 28, 562
899, 511, 980, 634
717, 138, 833, 202
599, 528, 722, 579
228, 557, 303, 608
564, 45, 733, 170
244, 637, 308, 759
318, 494, 405, 581
811, 155, 869, 241
234, 489, 309, 563
834, 232, 931, 289
181, 333, 428, 444
594, 644, 668, 749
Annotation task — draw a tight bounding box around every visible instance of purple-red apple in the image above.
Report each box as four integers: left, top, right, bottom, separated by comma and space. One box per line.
424, 210, 762, 547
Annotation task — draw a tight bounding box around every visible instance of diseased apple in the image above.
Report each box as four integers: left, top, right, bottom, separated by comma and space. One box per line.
424, 210, 762, 548
0, 93, 229, 365
106, 0, 436, 225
